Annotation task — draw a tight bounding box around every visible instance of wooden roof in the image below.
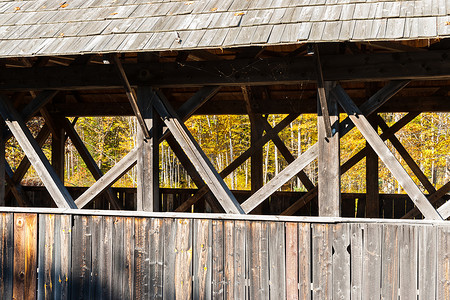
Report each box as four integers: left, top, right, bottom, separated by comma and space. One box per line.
0, 0, 449, 58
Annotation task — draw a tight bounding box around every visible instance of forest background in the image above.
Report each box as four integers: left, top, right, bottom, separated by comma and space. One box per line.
5, 112, 450, 195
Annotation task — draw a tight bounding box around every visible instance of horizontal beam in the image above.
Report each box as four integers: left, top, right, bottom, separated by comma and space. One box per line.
2, 51, 450, 91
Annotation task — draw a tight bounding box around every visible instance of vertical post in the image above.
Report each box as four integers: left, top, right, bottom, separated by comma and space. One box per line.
318, 81, 340, 217
366, 116, 379, 217
136, 86, 160, 212
0, 120, 5, 205
51, 116, 65, 182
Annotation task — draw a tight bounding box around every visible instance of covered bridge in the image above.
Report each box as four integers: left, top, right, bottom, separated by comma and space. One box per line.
0, 0, 449, 299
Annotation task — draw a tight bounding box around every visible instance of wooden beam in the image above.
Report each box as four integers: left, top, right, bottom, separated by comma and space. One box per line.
136, 86, 161, 212
318, 81, 340, 217
0, 95, 76, 209
0, 120, 4, 205
315, 45, 333, 138
111, 54, 151, 139
2, 50, 449, 90
241, 144, 319, 213
437, 187, 450, 219
281, 95, 416, 216
75, 147, 138, 208
75, 85, 220, 209
174, 113, 299, 212
50, 115, 65, 182
376, 115, 437, 195
365, 116, 379, 218
403, 181, 450, 219
60, 117, 122, 210
152, 91, 244, 214
334, 85, 442, 220
5, 162, 30, 207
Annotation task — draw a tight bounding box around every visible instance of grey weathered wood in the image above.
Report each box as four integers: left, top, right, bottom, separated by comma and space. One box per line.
134, 217, 149, 298
333, 223, 350, 299
318, 81, 340, 217
380, 224, 399, 300
0, 95, 76, 209
269, 222, 285, 299
75, 147, 138, 208
241, 144, 318, 213
315, 46, 333, 138
193, 219, 212, 300
286, 223, 299, 300
149, 218, 164, 299
212, 220, 224, 299
174, 219, 192, 299
437, 196, 450, 219
112, 216, 125, 299
61, 117, 122, 210
248, 221, 269, 299
399, 225, 418, 299
312, 223, 332, 299
163, 218, 176, 300
152, 91, 244, 214
298, 223, 311, 299
334, 85, 442, 220
136, 86, 160, 212
224, 220, 246, 299
362, 224, 382, 299
350, 224, 364, 300
418, 225, 436, 300
436, 225, 450, 300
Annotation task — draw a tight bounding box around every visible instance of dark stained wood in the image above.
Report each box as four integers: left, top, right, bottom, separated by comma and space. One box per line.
318, 81, 340, 217
0, 96, 76, 209
149, 218, 164, 299
0, 121, 4, 205
0, 213, 13, 299
51, 116, 65, 182
71, 215, 92, 300
5, 164, 30, 207
366, 116, 379, 218
174, 219, 192, 300
163, 218, 176, 299
2, 51, 450, 91
269, 222, 286, 299
315, 46, 333, 138
224, 220, 246, 299
133, 217, 149, 298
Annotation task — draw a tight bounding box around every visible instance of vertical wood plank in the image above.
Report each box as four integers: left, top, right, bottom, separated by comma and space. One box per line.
332, 223, 350, 300
285, 223, 299, 300
436, 225, 450, 300
59, 215, 71, 299
123, 217, 134, 300
212, 220, 224, 299
365, 116, 379, 217
380, 224, 399, 300
163, 218, 176, 300
312, 223, 332, 299
71, 215, 92, 300
112, 217, 125, 299
150, 218, 164, 299
193, 219, 212, 300
91, 216, 102, 299
37, 214, 54, 300
230, 220, 246, 300
418, 225, 436, 300
269, 222, 285, 299
248, 221, 269, 299
298, 223, 311, 300
350, 224, 364, 300
399, 225, 418, 299
134, 217, 149, 299
0, 213, 13, 299
318, 81, 340, 217
0, 121, 5, 205
174, 219, 192, 300
362, 224, 382, 300
14, 213, 37, 300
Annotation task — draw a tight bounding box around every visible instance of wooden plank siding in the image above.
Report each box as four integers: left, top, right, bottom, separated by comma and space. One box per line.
0, 212, 447, 299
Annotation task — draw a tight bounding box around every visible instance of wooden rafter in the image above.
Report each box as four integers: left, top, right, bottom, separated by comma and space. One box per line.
2, 50, 450, 90
315, 45, 333, 138
0, 95, 76, 209
333, 85, 442, 220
